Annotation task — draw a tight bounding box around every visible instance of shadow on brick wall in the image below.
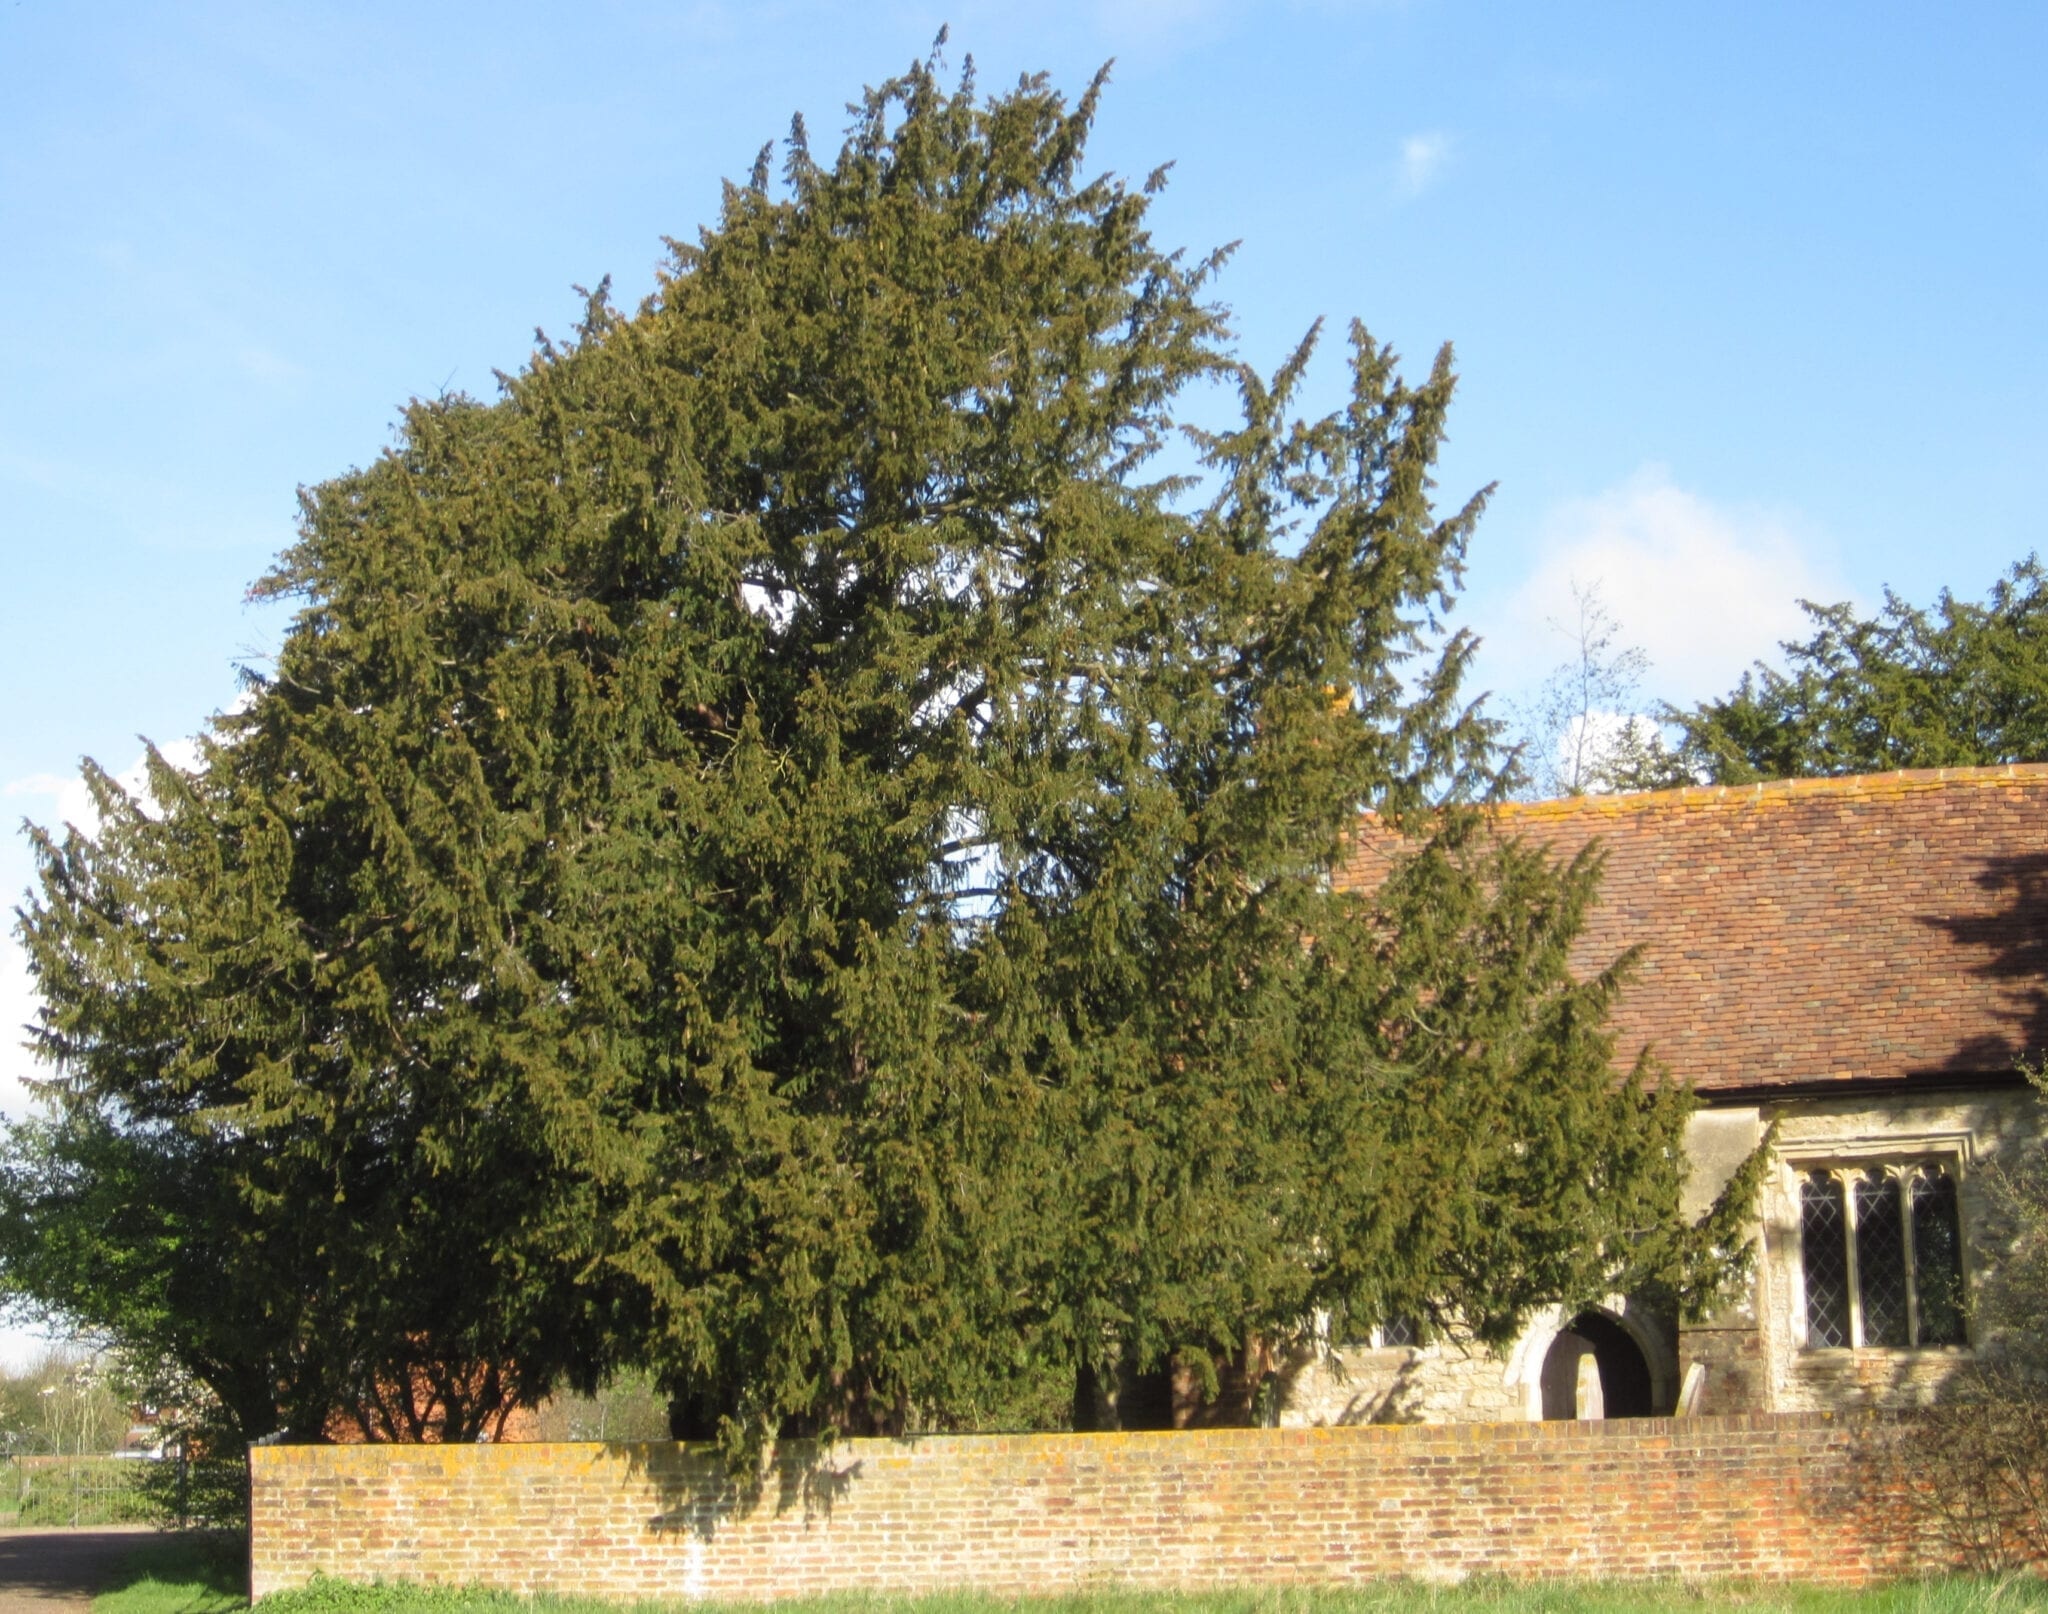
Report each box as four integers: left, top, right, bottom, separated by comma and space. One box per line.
625, 1438, 859, 1540
1844, 1402, 2048, 1574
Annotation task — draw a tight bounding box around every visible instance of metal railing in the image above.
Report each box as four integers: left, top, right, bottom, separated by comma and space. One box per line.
0, 1454, 245, 1529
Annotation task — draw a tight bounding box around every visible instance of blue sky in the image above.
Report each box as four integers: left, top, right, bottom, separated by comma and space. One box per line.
0, 2, 2043, 1342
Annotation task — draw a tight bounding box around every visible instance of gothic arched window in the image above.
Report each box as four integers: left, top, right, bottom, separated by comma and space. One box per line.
1798, 1162, 1968, 1350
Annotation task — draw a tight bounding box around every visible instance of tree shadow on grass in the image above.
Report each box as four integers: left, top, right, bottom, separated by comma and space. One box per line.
89, 1530, 247, 1614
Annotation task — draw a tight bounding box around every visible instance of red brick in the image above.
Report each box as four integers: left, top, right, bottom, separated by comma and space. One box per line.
250, 1414, 1936, 1600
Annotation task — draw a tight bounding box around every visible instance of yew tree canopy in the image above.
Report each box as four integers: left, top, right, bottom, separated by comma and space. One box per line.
1660, 558, 2048, 784
6, 52, 1747, 1449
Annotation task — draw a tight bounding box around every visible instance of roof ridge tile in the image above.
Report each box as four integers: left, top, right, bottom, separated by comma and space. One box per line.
1491, 763, 2048, 824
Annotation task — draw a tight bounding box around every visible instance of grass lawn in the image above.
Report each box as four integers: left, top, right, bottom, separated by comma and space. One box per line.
94, 1533, 246, 1614
88, 1545, 2048, 1614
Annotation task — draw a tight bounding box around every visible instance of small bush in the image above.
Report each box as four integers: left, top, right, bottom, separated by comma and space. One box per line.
1897, 1385, 2048, 1572
1893, 1063, 2048, 1569
145, 1457, 249, 1531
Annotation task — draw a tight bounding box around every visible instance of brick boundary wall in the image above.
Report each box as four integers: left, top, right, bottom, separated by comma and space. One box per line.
249, 1413, 1940, 1601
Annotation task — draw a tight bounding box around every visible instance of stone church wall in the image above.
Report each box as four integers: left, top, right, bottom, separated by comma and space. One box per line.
1271, 1086, 2046, 1430
1752, 1084, 2044, 1413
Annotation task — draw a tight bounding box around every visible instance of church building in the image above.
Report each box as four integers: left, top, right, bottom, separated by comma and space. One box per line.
1279, 765, 2048, 1426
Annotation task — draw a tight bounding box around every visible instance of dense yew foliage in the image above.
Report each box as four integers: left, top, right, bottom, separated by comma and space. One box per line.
4, 54, 1753, 1451
1650, 559, 2048, 784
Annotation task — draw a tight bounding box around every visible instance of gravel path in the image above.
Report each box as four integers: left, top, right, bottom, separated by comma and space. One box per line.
0, 1530, 157, 1614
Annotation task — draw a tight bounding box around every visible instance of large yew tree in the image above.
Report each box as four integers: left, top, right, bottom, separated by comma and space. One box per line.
4, 51, 1747, 1450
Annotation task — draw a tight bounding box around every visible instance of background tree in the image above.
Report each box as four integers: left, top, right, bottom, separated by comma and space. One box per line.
0, 1346, 129, 1458
1659, 558, 2048, 784
1510, 580, 1658, 799
4, 46, 1753, 1454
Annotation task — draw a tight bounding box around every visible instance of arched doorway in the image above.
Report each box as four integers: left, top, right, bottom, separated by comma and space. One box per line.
1539, 1310, 1653, 1420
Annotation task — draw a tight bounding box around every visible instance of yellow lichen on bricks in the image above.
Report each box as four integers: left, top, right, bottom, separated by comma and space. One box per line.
250, 1414, 1928, 1601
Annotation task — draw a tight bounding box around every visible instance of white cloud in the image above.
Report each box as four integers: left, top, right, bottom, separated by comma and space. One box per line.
236, 346, 305, 386
3, 741, 200, 841
0, 442, 71, 493
1085, 0, 1233, 52
1398, 131, 1450, 197
4, 771, 102, 842
739, 581, 797, 630
1486, 466, 1847, 708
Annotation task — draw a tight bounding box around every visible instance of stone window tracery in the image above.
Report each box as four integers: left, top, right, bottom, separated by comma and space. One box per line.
1797, 1163, 1967, 1350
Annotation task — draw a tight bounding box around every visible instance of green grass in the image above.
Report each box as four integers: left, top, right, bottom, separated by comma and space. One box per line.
93, 1533, 247, 1614
90, 1568, 2048, 1614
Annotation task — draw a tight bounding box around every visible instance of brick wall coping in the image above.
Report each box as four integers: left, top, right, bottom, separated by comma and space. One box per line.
250, 1405, 1896, 1468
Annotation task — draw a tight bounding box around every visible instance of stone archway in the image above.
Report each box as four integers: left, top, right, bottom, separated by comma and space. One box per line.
1539, 1309, 1654, 1420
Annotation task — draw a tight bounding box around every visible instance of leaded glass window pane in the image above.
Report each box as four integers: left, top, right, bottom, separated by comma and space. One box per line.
1912, 1170, 1967, 1346
1801, 1173, 1851, 1348
1379, 1316, 1418, 1348
1855, 1172, 1909, 1347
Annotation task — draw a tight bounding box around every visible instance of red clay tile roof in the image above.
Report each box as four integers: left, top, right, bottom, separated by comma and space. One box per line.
1340, 766, 2048, 1094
